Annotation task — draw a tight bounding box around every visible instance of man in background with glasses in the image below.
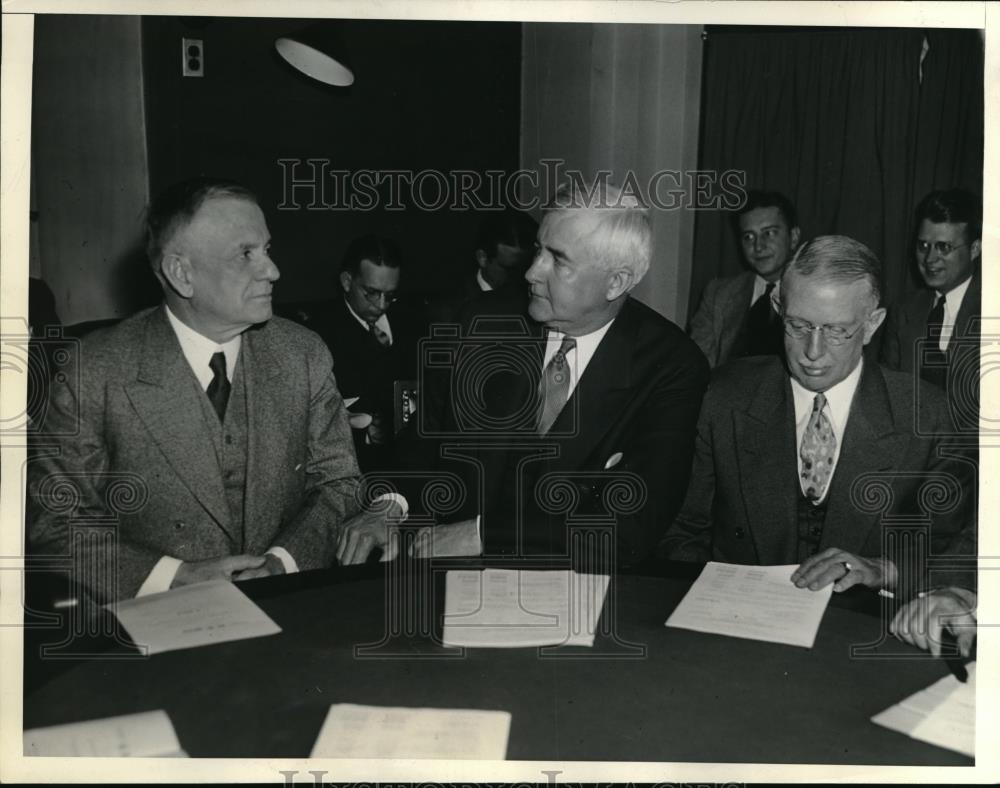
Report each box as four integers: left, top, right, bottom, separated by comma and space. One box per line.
663, 235, 974, 605
882, 189, 982, 432
312, 233, 422, 472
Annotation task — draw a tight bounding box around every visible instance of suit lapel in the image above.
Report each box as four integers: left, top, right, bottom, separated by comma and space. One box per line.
242, 324, 287, 544
720, 271, 755, 359
951, 270, 981, 341
820, 364, 907, 555
124, 307, 233, 538
735, 363, 798, 563
548, 300, 638, 472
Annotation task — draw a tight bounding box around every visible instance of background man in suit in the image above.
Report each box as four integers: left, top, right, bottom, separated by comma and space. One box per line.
664, 235, 972, 596
311, 234, 423, 472
392, 181, 709, 566
882, 189, 981, 432
426, 207, 538, 325
689, 190, 801, 367
27, 178, 395, 602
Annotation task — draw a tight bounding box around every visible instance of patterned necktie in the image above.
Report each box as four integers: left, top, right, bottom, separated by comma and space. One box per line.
537, 335, 576, 434
369, 322, 392, 348
799, 392, 836, 502
206, 351, 230, 422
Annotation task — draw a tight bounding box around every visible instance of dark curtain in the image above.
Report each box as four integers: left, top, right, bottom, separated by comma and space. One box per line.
690, 27, 983, 316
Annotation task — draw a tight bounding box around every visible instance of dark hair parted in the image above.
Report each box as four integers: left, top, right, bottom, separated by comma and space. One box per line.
914, 188, 982, 244
340, 233, 402, 276
733, 190, 799, 233
475, 208, 539, 259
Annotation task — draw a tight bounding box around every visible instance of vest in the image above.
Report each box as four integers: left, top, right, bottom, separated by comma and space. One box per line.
195, 352, 249, 550
795, 490, 828, 564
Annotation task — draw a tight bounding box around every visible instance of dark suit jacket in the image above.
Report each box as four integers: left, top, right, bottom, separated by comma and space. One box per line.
881, 271, 981, 435
662, 357, 975, 594
689, 270, 756, 368
434, 295, 709, 568
309, 297, 424, 469
27, 306, 361, 602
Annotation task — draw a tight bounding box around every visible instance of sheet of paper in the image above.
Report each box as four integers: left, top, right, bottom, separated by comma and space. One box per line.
106, 579, 281, 655
442, 568, 610, 648
664, 561, 832, 648
24, 710, 186, 757
872, 662, 975, 757
310, 704, 511, 759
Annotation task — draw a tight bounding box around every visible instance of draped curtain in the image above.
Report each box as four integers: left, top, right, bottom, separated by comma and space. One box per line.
691, 27, 983, 315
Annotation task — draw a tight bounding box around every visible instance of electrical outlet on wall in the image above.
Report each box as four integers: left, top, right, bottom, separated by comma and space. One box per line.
182, 38, 204, 77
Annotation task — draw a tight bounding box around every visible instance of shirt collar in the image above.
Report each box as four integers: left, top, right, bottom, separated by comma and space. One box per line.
476, 269, 494, 292
789, 357, 864, 436
343, 297, 392, 342
752, 275, 780, 304
164, 304, 241, 390
544, 318, 616, 378
936, 274, 973, 309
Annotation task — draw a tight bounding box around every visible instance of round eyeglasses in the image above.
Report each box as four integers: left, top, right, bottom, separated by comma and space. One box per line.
915, 240, 970, 258
781, 317, 866, 346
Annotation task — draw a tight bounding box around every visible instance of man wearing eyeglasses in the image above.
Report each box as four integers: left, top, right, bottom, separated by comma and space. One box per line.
882, 189, 981, 432
689, 190, 801, 367
663, 235, 972, 598
311, 233, 421, 472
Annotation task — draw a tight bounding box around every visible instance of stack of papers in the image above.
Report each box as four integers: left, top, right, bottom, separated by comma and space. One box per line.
310, 704, 511, 759
442, 568, 610, 648
665, 562, 833, 648
24, 710, 186, 757
872, 662, 976, 757
106, 580, 281, 655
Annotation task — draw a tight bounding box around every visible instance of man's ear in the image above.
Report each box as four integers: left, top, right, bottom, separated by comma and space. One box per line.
160, 253, 194, 298
863, 306, 887, 344
339, 271, 353, 294
790, 226, 801, 252
606, 268, 635, 301
971, 238, 982, 263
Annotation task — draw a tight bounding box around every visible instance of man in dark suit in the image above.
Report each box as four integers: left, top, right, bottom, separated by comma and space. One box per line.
664, 235, 972, 596
341, 181, 709, 567
427, 207, 538, 325
27, 178, 398, 602
309, 234, 423, 473
882, 189, 981, 434
689, 190, 801, 367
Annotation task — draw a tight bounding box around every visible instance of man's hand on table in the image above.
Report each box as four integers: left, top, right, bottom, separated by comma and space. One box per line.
337, 498, 407, 565
791, 548, 897, 592
233, 553, 286, 581
409, 519, 482, 558
171, 554, 268, 588
890, 587, 977, 657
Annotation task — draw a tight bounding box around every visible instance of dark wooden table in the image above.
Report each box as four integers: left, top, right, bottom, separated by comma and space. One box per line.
22, 560, 974, 764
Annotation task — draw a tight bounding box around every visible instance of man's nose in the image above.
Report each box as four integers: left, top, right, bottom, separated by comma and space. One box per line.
525, 254, 545, 283
804, 328, 825, 360
261, 254, 280, 281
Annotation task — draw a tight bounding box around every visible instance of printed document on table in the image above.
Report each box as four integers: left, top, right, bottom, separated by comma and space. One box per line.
665, 562, 832, 648
442, 568, 610, 648
310, 704, 511, 759
106, 579, 281, 655
24, 710, 186, 757
872, 662, 975, 757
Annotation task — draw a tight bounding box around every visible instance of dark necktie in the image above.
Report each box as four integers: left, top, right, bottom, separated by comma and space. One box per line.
207, 351, 230, 422
744, 282, 782, 357
922, 293, 948, 387
926, 293, 946, 350
537, 335, 576, 435
369, 322, 392, 348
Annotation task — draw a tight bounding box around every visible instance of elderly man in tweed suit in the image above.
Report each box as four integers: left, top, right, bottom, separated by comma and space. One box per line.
28, 178, 397, 602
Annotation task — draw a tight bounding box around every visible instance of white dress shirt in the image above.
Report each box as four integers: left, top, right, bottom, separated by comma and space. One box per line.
789, 359, 864, 503
935, 275, 972, 352
345, 297, 393, 345
476, 269, 494, 292
137, 307, 298, 597
541, 319, 616, 400
750, 275, 780, 306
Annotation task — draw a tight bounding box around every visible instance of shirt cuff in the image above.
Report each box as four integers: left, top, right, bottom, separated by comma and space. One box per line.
374, 493, 409, 520
136, 556, 183, 597
266, 546, 299, 574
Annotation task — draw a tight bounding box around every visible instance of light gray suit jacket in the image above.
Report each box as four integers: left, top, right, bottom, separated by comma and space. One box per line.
28, 306, 361, 601
688, 270, 756, 368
